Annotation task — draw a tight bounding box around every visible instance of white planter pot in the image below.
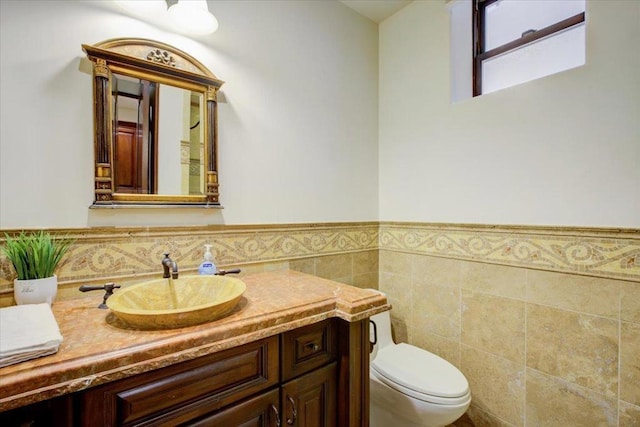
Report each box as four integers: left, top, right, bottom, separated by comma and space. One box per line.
13, 275, 58, 305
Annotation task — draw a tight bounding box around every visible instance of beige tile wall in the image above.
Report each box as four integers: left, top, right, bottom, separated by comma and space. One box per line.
290, 250, 379, 289
0, 221, 637, 427
379, 243, 639, 426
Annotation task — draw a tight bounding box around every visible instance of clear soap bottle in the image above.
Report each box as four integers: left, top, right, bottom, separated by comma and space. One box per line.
198, 244, 217, 275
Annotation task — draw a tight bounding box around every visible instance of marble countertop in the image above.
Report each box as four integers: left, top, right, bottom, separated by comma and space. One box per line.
0, 270, 389, 411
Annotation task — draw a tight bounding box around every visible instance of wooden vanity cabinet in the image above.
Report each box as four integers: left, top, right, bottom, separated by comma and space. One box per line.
191, 320, 339, 427
191, 363, 337, 427
279, 319, 338, 427
0, 317, 369, 427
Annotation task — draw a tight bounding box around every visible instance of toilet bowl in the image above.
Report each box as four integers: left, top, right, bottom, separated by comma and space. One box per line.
369, 299, 471, 427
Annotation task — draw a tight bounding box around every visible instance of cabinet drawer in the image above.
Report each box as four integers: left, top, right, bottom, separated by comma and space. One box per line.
80, 336, 279, 427
188, 388, 280, 427
281, 319, 337, 382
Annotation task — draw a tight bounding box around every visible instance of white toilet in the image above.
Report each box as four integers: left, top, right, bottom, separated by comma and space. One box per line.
369, 305, 471, 427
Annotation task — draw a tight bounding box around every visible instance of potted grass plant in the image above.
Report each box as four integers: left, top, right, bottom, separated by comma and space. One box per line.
2, 231, 74, 305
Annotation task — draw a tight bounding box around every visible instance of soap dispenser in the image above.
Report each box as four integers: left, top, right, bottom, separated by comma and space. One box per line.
198, 244, 217, 275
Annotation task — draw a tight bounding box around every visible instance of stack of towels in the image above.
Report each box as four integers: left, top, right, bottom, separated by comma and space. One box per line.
0, 303, 63, 368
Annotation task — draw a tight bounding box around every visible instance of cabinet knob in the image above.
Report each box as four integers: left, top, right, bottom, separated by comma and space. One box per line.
304, 342, 319, 352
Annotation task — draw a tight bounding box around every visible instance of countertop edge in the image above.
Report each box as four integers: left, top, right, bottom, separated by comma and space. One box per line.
0, 271, 390, 411
0, 307, 389, 410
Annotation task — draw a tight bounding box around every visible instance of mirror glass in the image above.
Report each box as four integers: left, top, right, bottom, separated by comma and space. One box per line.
111, 73, 205, 196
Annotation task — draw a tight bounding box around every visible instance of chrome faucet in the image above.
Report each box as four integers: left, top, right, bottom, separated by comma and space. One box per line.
162, 253, 179, 279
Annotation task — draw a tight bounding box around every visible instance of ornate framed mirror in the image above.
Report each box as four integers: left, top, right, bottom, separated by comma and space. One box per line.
83, 38, 224, 207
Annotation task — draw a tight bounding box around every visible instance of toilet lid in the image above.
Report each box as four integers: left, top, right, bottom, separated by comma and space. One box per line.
371, 343, 469, 400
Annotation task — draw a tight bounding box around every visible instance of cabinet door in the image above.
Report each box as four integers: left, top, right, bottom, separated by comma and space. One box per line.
188, 388, 281, 427
281, 362, 336, 427
79, 336, 278, 426
0, 395, 73, 427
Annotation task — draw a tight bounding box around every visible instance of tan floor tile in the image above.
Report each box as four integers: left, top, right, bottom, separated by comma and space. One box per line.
526, 368, 617, 426
461, 290, 525, 363
526, 304, 618, 397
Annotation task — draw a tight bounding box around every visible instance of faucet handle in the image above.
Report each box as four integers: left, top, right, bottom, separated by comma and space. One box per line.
215, 268, 241, 276
79, 283, 121, 309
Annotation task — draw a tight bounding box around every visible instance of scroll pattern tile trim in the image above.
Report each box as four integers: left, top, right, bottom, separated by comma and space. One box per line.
379, 224, 639, 282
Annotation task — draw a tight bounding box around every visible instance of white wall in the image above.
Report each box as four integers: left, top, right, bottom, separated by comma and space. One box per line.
3, 1, 636, 230
0, 0, 379, 228
157, 84, 183, 195
380, 0, 640, 227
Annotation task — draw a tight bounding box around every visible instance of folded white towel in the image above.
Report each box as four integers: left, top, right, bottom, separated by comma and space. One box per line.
0, 303, 63, 368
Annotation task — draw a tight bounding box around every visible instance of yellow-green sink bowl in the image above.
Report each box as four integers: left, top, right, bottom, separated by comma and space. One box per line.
106, 275, 246, 329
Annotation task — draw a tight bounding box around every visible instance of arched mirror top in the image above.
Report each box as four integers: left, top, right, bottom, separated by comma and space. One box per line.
83, 38, 224, 208
83, 38, 223, 86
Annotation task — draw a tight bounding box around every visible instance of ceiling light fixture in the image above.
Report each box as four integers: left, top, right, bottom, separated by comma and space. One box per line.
167, 0, 219, 35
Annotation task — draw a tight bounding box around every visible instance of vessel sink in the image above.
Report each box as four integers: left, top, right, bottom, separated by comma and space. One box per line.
106, 275, 246, 329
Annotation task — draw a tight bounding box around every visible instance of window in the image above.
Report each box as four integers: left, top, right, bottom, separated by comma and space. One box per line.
472, 0, 586, 96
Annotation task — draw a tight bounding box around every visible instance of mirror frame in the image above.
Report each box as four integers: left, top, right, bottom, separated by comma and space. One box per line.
82, 38, 224, 207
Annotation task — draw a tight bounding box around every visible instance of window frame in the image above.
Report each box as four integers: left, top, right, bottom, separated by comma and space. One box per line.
472, 0, 585, 96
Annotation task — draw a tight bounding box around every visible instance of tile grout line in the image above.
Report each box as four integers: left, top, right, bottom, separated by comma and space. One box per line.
617, 286, 621, 427
523, 268, 528, 427
455, 262, 461, 369
458, 262, 462, 369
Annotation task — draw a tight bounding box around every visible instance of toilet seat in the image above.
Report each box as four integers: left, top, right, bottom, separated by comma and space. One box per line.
371, 343, 470, 406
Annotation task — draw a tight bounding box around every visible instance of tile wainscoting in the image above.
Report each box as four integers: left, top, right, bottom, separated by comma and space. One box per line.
378, 222, 639, 427
0, 223, 379, 306
0, 221, 638, 426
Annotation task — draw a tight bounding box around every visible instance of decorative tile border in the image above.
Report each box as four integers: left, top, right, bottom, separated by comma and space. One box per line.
1, 222, 638, 291
0, 223, 379, 289
379, 222, 640, 282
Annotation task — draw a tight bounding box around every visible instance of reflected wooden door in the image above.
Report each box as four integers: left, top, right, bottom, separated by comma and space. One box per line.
115, 121, 147, 193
